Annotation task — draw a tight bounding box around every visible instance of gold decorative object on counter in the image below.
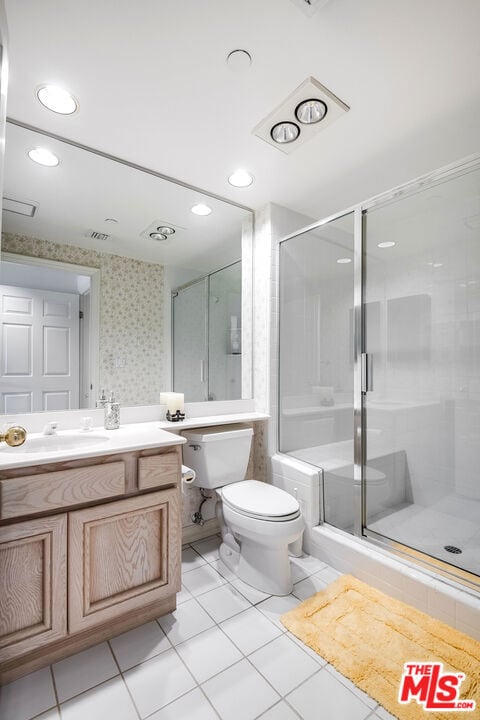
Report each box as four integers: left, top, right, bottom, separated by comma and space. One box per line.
0, 426, 27, 447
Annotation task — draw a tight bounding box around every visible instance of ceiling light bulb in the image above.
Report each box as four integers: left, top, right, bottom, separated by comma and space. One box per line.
37, 85, 78, 114
28, 147, 59, 167
149, 232, 167, 241
432, 263, 443, 268
191, 203, 212, 216
295, 98, 327, 125
377, 241, 396, 248
336, 257, 352, 264
228, 169, 253, 187
156, 226, 175, 235
271, 122, 300, 144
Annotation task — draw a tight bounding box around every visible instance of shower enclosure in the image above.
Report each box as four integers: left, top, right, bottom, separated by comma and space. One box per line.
279, 156, 480, 590
172, 261, 242, 401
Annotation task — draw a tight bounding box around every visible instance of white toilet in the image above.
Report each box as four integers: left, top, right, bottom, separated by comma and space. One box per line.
182, 425, 304, 596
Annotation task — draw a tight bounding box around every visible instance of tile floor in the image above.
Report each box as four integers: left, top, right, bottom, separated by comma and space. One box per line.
0, 535, 397, 720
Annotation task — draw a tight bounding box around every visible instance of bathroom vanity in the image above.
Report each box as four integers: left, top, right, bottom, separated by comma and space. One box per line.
0, 428, 185, 684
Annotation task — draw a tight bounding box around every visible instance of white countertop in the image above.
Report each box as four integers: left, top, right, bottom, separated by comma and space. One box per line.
0, 412, 269, 471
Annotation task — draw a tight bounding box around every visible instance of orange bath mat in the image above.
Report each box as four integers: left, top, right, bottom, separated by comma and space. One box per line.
281, 574, 480, 720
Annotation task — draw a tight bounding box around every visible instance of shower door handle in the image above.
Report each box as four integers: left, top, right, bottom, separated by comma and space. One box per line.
361, 353, 373, 393
200, 359, 207, 383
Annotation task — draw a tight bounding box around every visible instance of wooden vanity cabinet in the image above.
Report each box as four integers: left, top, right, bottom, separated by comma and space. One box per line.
0, 514, 67, 664
68, 488, 180, 632
0, 444, 182, 684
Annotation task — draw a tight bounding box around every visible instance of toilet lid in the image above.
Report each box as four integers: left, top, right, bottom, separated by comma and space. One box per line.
222, 480, 300, 520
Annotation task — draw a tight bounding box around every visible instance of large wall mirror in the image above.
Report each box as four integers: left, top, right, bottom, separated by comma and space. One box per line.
0, 120, 253, 414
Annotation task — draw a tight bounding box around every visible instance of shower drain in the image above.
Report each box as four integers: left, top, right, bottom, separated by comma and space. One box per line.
444, 545, 462, 554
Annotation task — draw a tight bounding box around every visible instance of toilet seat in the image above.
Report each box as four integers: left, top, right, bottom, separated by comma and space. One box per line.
221, 480, 300, 522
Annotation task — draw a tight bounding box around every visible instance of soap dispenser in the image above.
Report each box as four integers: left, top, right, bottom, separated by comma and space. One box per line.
96, 388, 108, 409
104, 391, 120, 430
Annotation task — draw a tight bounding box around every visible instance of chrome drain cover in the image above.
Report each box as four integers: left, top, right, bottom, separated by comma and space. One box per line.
444, 545, 462, 554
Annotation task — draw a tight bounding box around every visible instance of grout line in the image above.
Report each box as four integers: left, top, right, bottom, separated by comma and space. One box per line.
105, 639, 143, 720
48, 664, 61, 715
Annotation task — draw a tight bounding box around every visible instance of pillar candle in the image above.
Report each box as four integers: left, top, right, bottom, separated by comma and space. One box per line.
160, 392, 185, 414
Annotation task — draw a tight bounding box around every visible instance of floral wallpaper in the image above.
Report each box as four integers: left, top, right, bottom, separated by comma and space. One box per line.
2, 233, 166, 406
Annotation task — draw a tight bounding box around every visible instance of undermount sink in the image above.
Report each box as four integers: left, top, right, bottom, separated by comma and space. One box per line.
0, 433, 110, 454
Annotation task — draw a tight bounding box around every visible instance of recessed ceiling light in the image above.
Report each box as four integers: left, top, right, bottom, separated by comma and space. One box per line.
336, 257, 352, 264
28, 147, 59, 167
226, 49, 252, 72
149, 232, 167, 241
191, 203, 212, 216
104, 218, 118, 223
377, 241, 396, 248
228, 169, 254, 187
37, 85, 78, 114
295, 98, 327, 125
432, 263, 443, 268
156, 226, 175, 235
271, 121, 300, 144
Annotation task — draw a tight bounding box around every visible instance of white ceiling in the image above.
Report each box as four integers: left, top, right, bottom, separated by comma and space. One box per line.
4, 0, 480, 223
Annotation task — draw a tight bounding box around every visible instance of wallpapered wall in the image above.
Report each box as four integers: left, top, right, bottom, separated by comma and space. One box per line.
2, 233, 166, 406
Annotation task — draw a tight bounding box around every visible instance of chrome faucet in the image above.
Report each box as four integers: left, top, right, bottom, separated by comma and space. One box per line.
43, 422, 58, 436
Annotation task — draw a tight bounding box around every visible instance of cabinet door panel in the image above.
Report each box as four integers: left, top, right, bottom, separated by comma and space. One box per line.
0, 514, 67, 663
68, 489, 180, 633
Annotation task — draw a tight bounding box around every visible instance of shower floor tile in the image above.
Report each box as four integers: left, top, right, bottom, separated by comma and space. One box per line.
368, 500, 480, 575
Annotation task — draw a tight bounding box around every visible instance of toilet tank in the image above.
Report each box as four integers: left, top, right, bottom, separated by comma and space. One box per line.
182, 425, 254, 489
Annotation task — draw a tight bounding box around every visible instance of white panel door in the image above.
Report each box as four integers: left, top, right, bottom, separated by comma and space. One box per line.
1, 285, 79, 413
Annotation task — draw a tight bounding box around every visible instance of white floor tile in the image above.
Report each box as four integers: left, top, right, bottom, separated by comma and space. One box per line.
147, 687, 218, 720
196, 583, 251, 623
220, 606, 282, 655
60, 677, 138, 720
110, 620, 171, 671
374, 706, 397, 720
182, 564, 227, 596
230, 577, 272, 604
177, 584, 193, 604
202, 658, 280, 720
176, 626, 243, 683
123, 647, 196, 717
256, 594, 299, 630
52, 642, 118, 702
314, 566, 343, 585
325, 664, 377, 709
210, 559, 237, 582
286, 633, 327, 665
0, 667, 56, 720
286, 669, 372, 720
35, 710, 61, 720
182, 546, 207, 573
258, 700, 301, 719
290, 555, 327, 583
292, 574, 329, 601
158, 597, 215, 645
249, 634, 319, 695
191, 536, 221, 563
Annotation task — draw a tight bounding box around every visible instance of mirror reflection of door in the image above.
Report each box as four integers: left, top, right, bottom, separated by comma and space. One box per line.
0, 258, 95, 413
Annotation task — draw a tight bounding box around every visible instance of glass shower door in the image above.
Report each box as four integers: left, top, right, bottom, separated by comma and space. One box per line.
172, 278, 208, 401
278, 212, 356, 531
363, 165, 480, 579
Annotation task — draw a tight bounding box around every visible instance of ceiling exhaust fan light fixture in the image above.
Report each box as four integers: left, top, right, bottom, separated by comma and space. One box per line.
228, 169, 254, 187
28, 147, 59, 167
37, 85, 78, 115
191, 203, 212, 216
271, 121, 300, 144
295, 98, 327, 124
149, 232, 167, 241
